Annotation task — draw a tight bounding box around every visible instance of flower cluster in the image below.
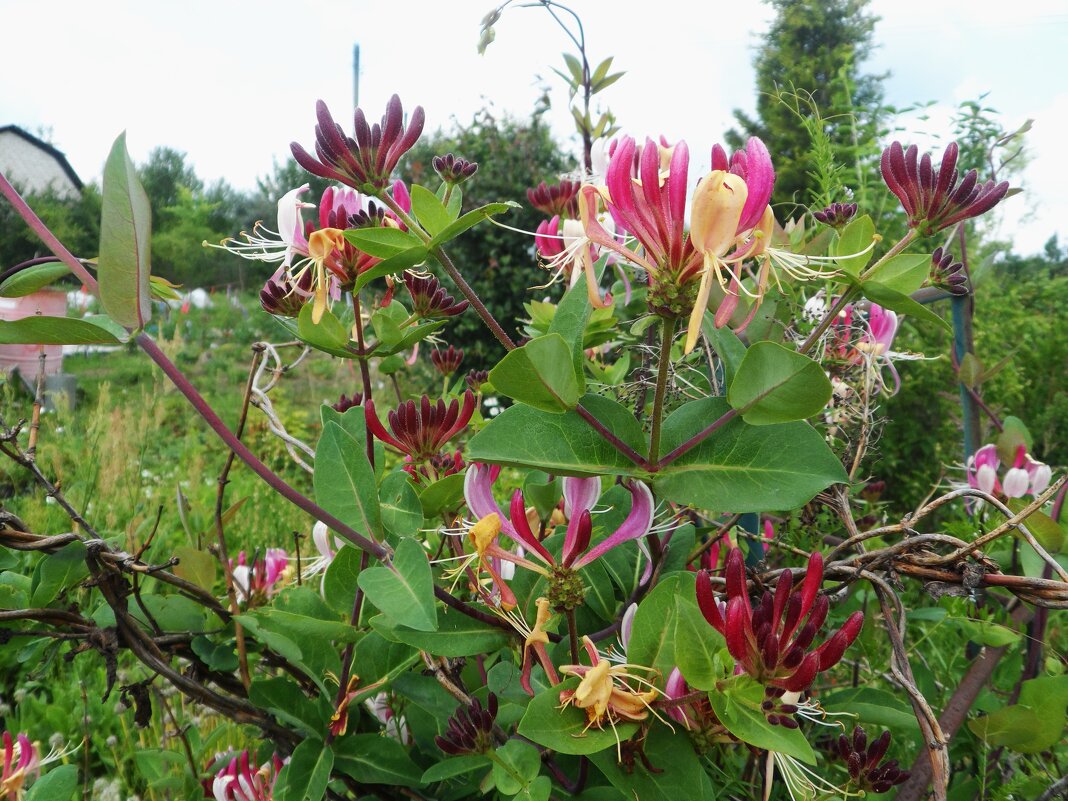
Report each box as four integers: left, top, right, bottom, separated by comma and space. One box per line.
210, 751, 286, 801
433, 153, 478, 186
696, 549, 864, 695
230, 549, 288, 605
881, 141, 1010, 234
430, 345, 464, 377
365, 392, 476, 481
812, 201, 858, 229
836, 727, 910, 794
967, 443, 1052, 499
929, 246, 969, 296
403, 272, 469, 320
435, 694, 498, 755
291, 95, 424, 191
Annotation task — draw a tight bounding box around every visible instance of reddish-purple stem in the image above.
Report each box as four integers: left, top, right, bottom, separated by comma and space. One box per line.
655, 408, 739, 469
574, 404, 650, 469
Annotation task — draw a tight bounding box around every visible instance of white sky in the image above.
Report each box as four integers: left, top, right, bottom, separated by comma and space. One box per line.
2, 0, 1066, 255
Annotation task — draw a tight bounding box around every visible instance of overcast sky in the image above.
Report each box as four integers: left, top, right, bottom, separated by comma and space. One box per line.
2, 0, 1065, 254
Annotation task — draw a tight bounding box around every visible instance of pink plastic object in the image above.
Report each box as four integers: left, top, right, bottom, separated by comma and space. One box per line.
0, 289, 66, 377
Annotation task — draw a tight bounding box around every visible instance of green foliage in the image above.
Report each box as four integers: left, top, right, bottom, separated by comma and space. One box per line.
727, 0, 887, 211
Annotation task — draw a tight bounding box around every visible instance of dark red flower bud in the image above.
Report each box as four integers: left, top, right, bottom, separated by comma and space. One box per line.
815, 610, 865, 670
260, 270, 312, 317
562, 509, 592, 567
812, 201, 858, 229
465, 369, 489, 393
929, 246, 969, 296
782, 652, 819, 692
433, 153, 479, 185
696, 570, 726, 632
332, 392, 365, 413
881, 141, 1009, 234
527, 180, 581, 218
292, 95, 425, 191
365, 391, 475, 462
403, 272, 469, 320
430, 345, 464, 377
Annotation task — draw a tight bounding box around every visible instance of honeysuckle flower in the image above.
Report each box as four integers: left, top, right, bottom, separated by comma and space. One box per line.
559, 636, 660, 739
533, 215, 599, 288
881, 141, 1010, 234
230, 549, 288, 605
965, 443, 1051, 499
2, 732, 39, 800
364, 692, 410, 744
291, 95, 425, 192
836, 726, 911, 794
211, 751, 287, 801
464, 463, 655, 576
435, 694, 498, 755
579, 135, 778, 353
365, 391, 476, 465
696, 548, 864, 694
259, 269, 312, 317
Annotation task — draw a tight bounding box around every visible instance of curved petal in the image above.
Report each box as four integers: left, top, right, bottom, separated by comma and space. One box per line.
572, 480, 654, 568
562, 475, 602, 518
464, 463, 507, 520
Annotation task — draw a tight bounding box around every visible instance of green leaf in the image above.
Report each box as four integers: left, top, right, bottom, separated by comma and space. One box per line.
276, 738, 334, 801
30, 540, 88, 606
703, 321, 747, 387
172, 546, 217, 591
427, 201, 519, 248
421, 754, 491, 784
492, 739, 542, 795
489, 333, 584, 413
672, 596, 726, 690
866, 253, 930, 295
709, 675, 817, 763
380, 472, 424, 539
468, 394, 646, 477
248, 677, 324, 736
832, 214, 876, 275
727, 341, 832, 425
959, 352, 982, 388
351, 632, 419, 697
343, 226, 424, 258
322, 545, 363, 616
252, 609, 362, 644
297, 302, 353, 355
190, 635, 239, 672
821, 687, 919, 731
548, 259, 605, 373
333, 734, 423, 787
518, 678, 638, 755
352, 246, 429, 292
628, 574, 690, 675
997, 416, 1033, 464
314, 421, 383, 540
654, 398, 847, 513
0, 315, 122, 345
418, 472, 466, 517
411, 184, 453, 237
861, 281, 952, 331
370, 610, 510, 656
1006, 499, 1064, 553
0, 263, 70, 297
25, 764, 78, 801
590, 725, 713, 801
99, 131, 152, 329
357, 538, 437, 631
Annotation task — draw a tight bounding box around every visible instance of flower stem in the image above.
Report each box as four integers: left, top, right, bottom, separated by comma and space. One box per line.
565, 607, 581, 664
574, 404, 649, 468
647, 316, 677, 464
432, 245, 516, 351
351, 291, 375, 469
655, 408, 739, 471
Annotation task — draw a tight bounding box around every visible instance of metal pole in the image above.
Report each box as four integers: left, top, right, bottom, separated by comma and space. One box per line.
353, 44, 360, 109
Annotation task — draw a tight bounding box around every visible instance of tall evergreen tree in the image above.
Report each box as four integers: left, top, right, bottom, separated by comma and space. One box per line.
727, 0, 886, 213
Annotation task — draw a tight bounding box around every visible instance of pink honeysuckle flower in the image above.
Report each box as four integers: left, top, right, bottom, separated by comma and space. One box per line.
211, 750, 286, 801
230, 548, 289, 605
364, 692, 411, 744
1, 732, 39, 800
579, 135, 777, 353
458, 464, 655, 584
1000, 445, 1053, 499
966, 443, 1001, 495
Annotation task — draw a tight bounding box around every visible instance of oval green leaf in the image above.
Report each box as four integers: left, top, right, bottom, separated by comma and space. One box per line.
727, 341, 832, 425
99, 131, 152, 329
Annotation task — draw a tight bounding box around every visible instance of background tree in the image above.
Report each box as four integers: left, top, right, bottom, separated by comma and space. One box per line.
727, 0, 887, 213
400, 106, 573, 365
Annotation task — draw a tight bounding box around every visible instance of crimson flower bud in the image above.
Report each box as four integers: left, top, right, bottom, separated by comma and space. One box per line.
403, 272, 469, 320
812, 201, 858, 229
433, 153, 478, 185
430, 345, 464, 377
527, 179, 581, 218
332, 392, 365, 413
